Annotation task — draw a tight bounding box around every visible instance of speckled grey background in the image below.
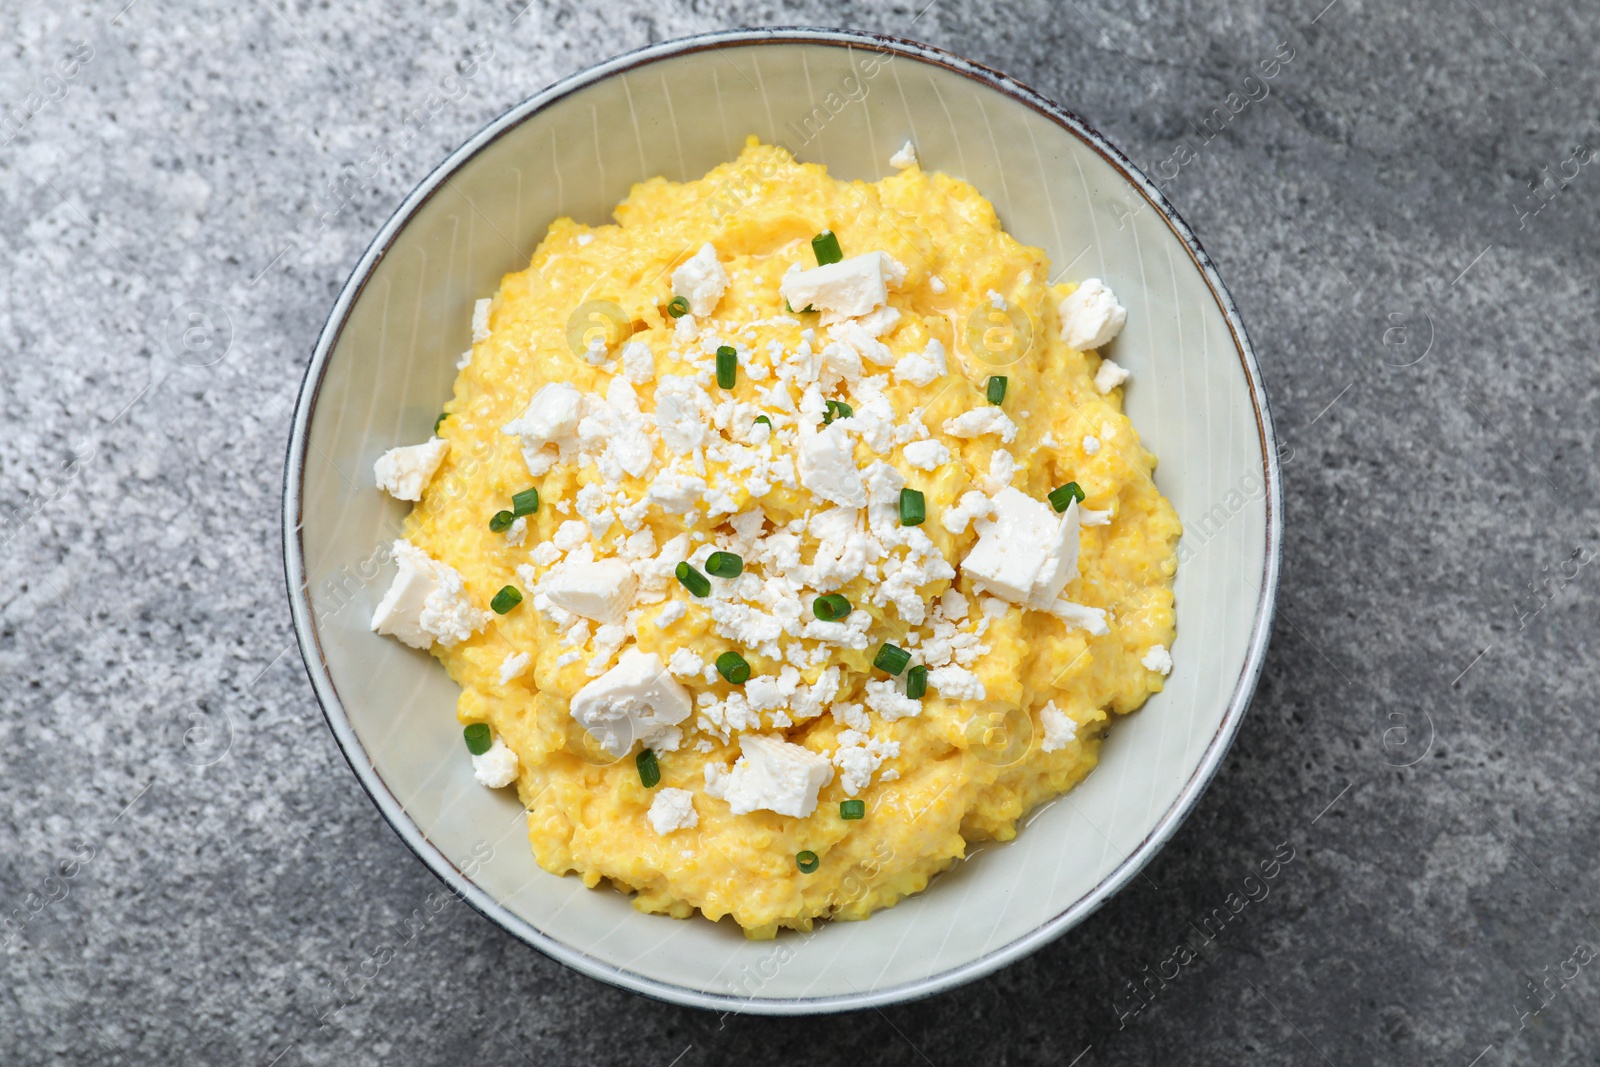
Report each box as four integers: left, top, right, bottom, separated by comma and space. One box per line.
3, 0, 1596, 1063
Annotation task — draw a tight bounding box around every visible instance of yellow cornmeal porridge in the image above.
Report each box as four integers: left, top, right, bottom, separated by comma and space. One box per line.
368, 139, 1179, 938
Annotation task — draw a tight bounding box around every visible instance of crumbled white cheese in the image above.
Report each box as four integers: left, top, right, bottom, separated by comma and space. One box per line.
703, 734, 834, 817
498, 651, 531, 685
569, 648, 694, 758
1142, 644, 1173, 675
654, 376, 713, 454
929, 274, 947, 294
960, 488, 1080, 609
1094, 358, 1131, 394
371, 540, 490, 649
941, 490, 993, 535
854, 306, 902, 339
928, 665, 986, 700
621, 339, 656, 384
902, 439, 951, 471
893, 338, 947, 387
942, 406, 1018, 443
672, 242, 729, 317
471, 736, 519, 788
504, 516, 528, 547
553, 520, 589, 550
982, 450, 1017, 494
1059, 278, 1127, 350
798, 423, 867, 507
653, 601, 687, 628
373, 438, 449, 502
779, 252, 893, 324
1082, 435, 1100, 455
1048, 598, 1110, 635
647, 469, 708, 514
1080, 506, 1112, 527
864, 677, 922, 722
889, 140, 918, 168
1039, 702, 1076, 752
832, 729, 901, 795
471, 298, 492, 343
647, 788, 699, 834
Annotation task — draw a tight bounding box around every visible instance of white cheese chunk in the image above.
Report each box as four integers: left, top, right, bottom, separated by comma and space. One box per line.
928, 665, 986, 700
779, 252, 892, 323
472, 737, 519, 787
941, 490, 994, 535
1082, 434, 1100, 455
498, 651, 531, 685
471, 298, 492, 342
502, 382, 584, 473
371, 539, 489, 649
1048, 598, 1110, 635
959, 488, 1081, 610
1027, 498, 1082, 609
647, 788, 699, 834
798, 423, 867, 508
672, 242, 729, 317
902, 439, 951, 471
569, 648, 693, 758
542, 557, 637, 625
704, 734, 834, 817
889, 140, 918, 168
621, 339, 656, 384
654, 376, 712, 454
942, 406, 1018, 443
893, 338, 947, 387
647, 469, 707, 513
1039, 702, 1076, 752
1059, 278, 1128, 350
373, 437, 448, 501
1142, 644, 1173, 675
1094, 358, 1131, 394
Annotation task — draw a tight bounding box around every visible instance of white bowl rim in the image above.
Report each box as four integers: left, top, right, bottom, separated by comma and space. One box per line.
282, 25, 1283, 1015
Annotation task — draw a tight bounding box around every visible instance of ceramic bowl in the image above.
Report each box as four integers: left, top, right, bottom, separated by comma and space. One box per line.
284, 27, 1281, 1014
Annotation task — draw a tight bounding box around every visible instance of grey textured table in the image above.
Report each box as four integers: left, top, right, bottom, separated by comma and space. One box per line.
3, 0, 1595, 1063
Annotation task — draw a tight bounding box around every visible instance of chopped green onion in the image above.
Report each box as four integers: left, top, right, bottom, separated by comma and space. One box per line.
463, 723, 492, 755
716, 651, 751, 685
489, 510, 515, 533
906, 664, 928, 699
823, 399, 853, 425
811, 230, 843, 266
716, 345, 738, 389
667, 296, 690, 318
675, 562, 710, 597
490, 586, 523, 614
839, 799, 865, 820
986, 376, 1008, 404
434, 413, 447, 433
796, 850, 820, 873
706, 551, 743, 579
1048, 482, 1085, 512
755, 415, 772, 430
512, 487, 540, 516
899, 488, 925, 527
873, 642, 911, 676
637, 748, 660, 788
813, 593, 852, 621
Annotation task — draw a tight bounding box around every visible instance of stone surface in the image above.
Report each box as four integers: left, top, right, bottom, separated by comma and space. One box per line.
3, 0, 1597, 1063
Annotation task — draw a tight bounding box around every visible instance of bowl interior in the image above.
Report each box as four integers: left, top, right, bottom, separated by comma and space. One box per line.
290, 32, 1275, 1011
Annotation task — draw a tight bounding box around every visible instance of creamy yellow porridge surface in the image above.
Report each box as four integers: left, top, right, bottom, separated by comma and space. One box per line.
402, 139, 1179, 938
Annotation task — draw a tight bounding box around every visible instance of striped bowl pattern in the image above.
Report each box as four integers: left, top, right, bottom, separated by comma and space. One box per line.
284, 28, 1281, 1013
